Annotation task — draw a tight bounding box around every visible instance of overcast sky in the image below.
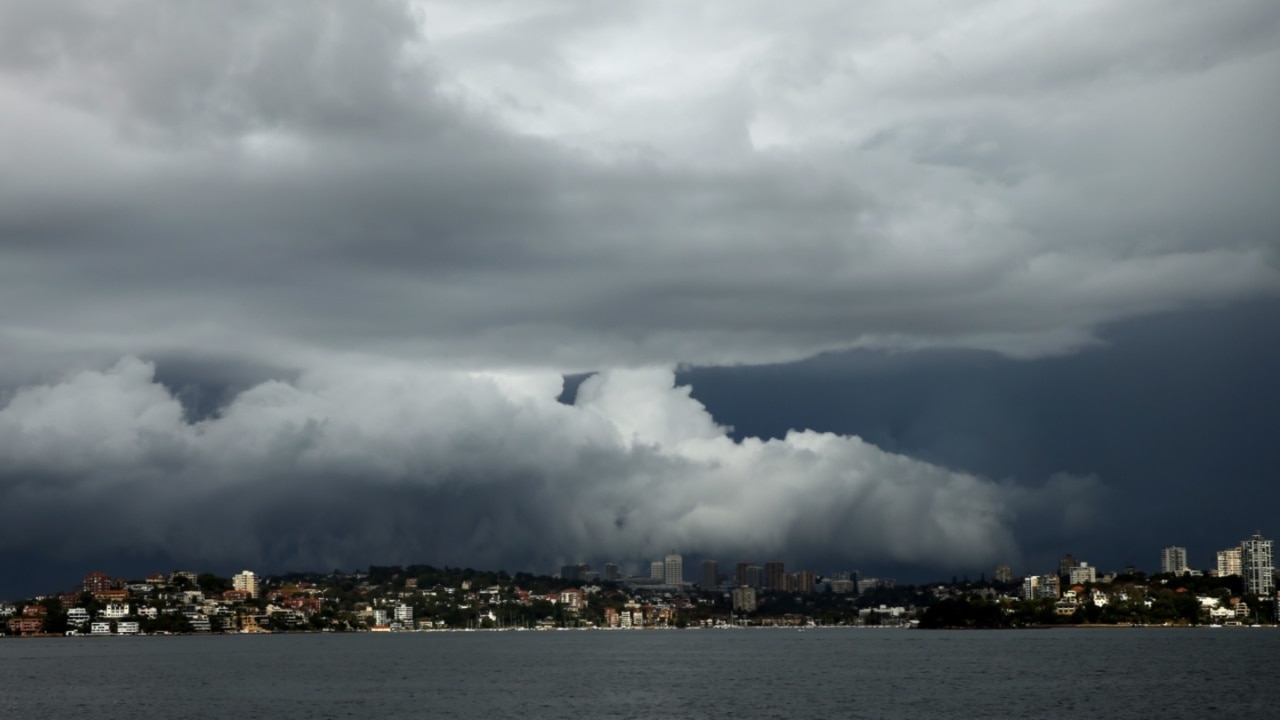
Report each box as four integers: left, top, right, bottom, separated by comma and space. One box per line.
2, 1, 1278, 597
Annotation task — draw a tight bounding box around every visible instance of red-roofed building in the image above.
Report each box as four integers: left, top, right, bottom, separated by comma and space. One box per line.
83, 572, 112, 594
22, 605, 47, 617
94, 588, 129, 602
559, 588, 584, 610
223, 590, 252, 603
283, 597, 322, 614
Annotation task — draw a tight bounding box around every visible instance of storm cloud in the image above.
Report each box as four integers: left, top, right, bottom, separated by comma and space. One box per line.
1, 1, 1278, 593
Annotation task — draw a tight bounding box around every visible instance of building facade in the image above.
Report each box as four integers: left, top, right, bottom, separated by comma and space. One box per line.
763, 561, 786, 591
699, 559, 718, 590
1217, 547, 1242, 577
82, 572, 112, 594
790, 570, 816, 594
993, 565, 1013, 584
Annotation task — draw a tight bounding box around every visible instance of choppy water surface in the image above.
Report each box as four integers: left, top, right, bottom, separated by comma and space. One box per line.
2, 628, 1276, 719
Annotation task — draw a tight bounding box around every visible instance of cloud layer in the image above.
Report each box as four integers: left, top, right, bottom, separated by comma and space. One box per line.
1, 2, 1277, 587
0, 357, 1074, 575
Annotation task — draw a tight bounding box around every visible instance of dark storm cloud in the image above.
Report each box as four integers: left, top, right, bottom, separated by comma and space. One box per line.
0, 359, 1058, 597
683, 299, 1280, 575
1, 1, 1279, 595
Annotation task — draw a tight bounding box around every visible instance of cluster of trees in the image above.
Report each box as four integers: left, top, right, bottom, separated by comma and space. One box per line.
918, 574, 1271, 629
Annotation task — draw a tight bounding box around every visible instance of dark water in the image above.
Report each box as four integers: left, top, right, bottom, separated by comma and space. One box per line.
2, 628, 1276, 719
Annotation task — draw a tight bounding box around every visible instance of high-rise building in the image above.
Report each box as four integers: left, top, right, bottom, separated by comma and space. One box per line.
993, 565, 1013, 584
603, 563, 621, 582
1161, 546, 1188, 576
1241, 534, 1275, 596
791, 570, 816, 595
1059, 554, 1077, 578
560, 565, 580, 581
664, 553, 684, 586
731, 586, 757, 612
650, 561, 665, 580
232, 570, 259, 599
743, 565, 763, 588
699, 559, 718, 590
1216, 548, 1242, 577
735, 562, 752, 587
764, 561, 786, 590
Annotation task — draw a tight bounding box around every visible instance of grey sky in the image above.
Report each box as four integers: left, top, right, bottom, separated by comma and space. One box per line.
1, 1, 1278, 596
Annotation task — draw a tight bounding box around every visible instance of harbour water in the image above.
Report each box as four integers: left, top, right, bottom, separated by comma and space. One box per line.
2, 627, 1276, 719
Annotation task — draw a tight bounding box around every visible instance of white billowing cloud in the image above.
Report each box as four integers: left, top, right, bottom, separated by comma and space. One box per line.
0, 357, 1051, 572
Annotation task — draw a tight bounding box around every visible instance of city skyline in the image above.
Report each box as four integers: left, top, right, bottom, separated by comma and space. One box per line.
1, 2, 1278, 600
10, 528, 1278, 609
552, 531, 1277, 589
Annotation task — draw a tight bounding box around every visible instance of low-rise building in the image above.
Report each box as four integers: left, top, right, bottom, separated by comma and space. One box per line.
185, 614, 212, 632
7, 617, 44, 635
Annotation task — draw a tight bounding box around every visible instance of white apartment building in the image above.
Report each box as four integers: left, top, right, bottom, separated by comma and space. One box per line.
101, 603, 131, 619
232, 570, 260, 598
